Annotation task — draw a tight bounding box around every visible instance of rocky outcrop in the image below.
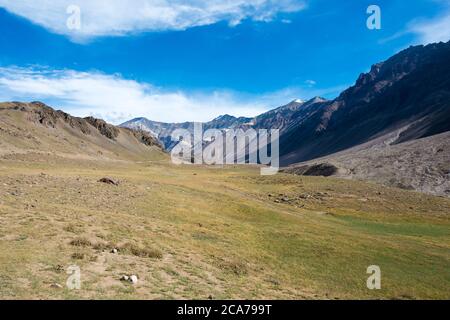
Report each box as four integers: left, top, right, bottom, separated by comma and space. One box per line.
0, 101, 165, 159
284, 163, 339, 177
84, 117, 119, 140
122, 128, 162, 148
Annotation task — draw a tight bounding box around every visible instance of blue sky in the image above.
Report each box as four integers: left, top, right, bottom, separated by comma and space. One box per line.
0, 0, 449, 123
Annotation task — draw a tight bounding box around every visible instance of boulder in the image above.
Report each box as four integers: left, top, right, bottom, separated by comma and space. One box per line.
98, 178, 119, 186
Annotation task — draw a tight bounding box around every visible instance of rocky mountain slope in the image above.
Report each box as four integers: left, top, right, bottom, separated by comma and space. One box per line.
121, 113, 255, 151
284, 130, 450, 197
120, 98, 324, 151
280, 41, 450, 165
0, 102, 165, 161
280, 41, 450, 196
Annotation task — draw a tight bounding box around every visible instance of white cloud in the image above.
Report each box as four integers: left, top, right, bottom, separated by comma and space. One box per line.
0, 66, 342, 124
378, 2, 450, 46
304, 79, 316, 86
409, 11, 450, 44
0, 0, 306, 41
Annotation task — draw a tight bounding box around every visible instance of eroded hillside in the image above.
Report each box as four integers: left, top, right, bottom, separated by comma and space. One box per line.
0, 102, 165, 162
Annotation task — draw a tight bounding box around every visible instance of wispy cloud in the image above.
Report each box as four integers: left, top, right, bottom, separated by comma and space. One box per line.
381, 4, 450, 46
0, 0, 306, 41
409, 10, 450, 44
0, 66, 342, 124
304, 79, 316, 87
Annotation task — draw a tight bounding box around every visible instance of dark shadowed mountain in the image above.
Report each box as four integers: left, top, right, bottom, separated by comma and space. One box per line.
251, 98, 328, 132
280, 41, 450, 165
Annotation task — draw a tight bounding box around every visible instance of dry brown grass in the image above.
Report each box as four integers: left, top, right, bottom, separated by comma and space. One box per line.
120, 243, 163, 259
70, 238, 92, 247
0, 156, 448, 300
71, 252, 85, 260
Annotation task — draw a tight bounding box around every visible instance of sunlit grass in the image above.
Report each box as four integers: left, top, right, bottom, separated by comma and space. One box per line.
0, 158, 449, 299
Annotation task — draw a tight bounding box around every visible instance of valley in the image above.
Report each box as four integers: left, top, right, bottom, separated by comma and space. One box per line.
0, 153, 449, 299
0, 43, 449, 301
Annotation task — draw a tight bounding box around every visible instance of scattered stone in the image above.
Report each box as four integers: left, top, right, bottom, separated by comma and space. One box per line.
129, 275, 138, 284
267, 278, 281, 286
98, 177, 119, 186
121, 274, 138, 284
111, 248, 118, 254
50, 283, 63, 289
287, 163, 339, 177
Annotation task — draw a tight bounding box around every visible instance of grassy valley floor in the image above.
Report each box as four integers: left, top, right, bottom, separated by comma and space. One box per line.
0, 155, 449, 299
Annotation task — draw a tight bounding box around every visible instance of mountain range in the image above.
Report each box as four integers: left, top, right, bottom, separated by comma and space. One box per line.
121, 41, 450, 196
122, 42, 450, 160
0, 42, 448, 196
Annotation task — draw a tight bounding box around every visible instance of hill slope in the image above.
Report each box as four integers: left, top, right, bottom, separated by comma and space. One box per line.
0, 102, 166, 161
284, 130, 450, 197
280, 41, 450, 165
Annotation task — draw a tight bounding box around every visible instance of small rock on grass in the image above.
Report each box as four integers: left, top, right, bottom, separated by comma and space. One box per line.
120, 274, 138, 284
130, 275, 138, 284
98, 177, 119, 186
